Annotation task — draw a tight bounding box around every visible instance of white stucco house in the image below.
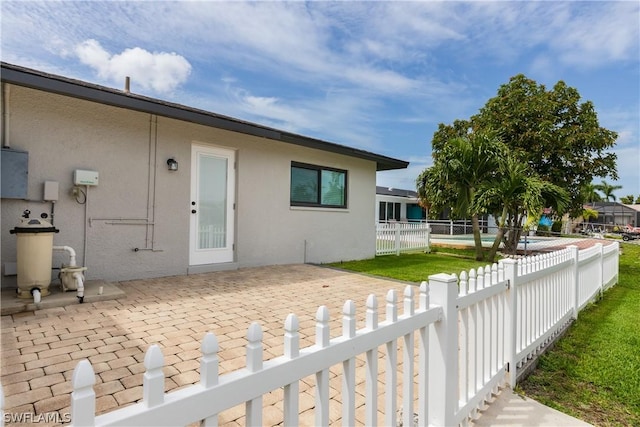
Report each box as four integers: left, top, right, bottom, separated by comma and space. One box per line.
375, 186, 426, 223
0, 63, 408, 286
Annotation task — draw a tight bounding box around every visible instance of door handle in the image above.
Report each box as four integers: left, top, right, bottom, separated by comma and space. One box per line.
191, 209, 197, 214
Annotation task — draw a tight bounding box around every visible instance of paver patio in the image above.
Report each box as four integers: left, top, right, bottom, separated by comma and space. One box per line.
1, 264, 418, 426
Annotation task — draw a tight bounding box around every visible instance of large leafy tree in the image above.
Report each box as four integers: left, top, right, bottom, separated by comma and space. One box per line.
620, 195, 635, 204
417, 132, 507, 260
433, 74, 618, 217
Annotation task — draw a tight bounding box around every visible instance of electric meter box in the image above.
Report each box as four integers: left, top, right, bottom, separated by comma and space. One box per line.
74, 170, 99, 186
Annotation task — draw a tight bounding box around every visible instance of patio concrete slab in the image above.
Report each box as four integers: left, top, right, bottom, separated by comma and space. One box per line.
1, 280, 124, 316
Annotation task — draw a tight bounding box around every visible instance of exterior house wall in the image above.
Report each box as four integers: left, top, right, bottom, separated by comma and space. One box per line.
1, 85, 376, 286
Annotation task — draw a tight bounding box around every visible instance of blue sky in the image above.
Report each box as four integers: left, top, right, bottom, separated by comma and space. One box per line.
2, 1, 639, 200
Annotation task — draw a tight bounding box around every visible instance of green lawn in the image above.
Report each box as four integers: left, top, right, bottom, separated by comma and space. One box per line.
328, 248, 492, 282
518, 243, 640, 426
329, 243, 640, 426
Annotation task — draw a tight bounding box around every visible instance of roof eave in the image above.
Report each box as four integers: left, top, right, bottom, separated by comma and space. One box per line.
1, 62, 409, 172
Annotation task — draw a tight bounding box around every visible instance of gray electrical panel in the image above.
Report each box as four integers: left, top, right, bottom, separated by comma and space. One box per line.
1, 148, 29, 199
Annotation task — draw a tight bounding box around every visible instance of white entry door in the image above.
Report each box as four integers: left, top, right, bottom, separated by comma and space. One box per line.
190, 144, 235, 265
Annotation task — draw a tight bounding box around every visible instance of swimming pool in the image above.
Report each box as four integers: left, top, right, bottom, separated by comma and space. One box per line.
441, 235, 545, 244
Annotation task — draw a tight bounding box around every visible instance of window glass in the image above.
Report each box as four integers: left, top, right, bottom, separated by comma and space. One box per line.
291, 166, 318, 203
290, 162, 347, 208
321, 170, 345, 206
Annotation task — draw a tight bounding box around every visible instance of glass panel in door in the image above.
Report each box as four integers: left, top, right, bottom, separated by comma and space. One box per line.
198, 156, 227, 249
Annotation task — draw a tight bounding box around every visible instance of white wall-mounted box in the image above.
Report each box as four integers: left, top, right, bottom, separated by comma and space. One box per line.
44, 181, 59, 201
74, 170, 99, 186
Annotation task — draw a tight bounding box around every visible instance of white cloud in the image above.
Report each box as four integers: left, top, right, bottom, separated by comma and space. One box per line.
552, 2, 639, 68
75, 39, 191, 94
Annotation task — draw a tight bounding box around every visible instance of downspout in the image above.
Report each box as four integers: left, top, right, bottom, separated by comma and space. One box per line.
2, 83, 10, 148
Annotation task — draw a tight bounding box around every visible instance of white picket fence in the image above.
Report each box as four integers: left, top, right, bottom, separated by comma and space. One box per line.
0, 243, 619, 427
376, 222, 431, 255
199, 225, 226, 249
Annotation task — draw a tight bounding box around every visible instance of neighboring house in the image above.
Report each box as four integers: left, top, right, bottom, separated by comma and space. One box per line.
583, 202, 640, 228
627, 205, 640, 228
375, 186, 426, 223
0, 63, 408, 286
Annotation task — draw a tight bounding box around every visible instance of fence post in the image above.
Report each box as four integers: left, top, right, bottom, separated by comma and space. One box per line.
395, 223, 401, 256
201, 333, 220, 427
283, 313, 300, 427
502, 258, 518, 388
246, 323, 263, 426
596, 243, 604, 297
568, 245, 579, 319
143, 345, 165, 407
428, 273, 459, 426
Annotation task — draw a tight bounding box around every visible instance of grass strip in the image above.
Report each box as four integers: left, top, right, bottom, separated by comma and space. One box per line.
518, 243, 640, 426
328, 249, 490, 282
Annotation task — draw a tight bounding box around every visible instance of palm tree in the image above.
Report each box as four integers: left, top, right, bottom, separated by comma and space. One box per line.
581, 182, 603, 204
417, 132, 507, 261
473, 155, 569, 261
595, 180, 622, 202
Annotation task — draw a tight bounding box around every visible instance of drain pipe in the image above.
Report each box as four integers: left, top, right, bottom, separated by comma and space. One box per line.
72, 271, 85, 303
31, 288, 41, 304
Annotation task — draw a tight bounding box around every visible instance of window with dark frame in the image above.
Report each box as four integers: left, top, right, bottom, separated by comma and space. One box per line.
290, 162, 347, 208
379, 201, 401, 222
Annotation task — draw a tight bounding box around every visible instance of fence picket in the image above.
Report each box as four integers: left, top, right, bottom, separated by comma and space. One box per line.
341, 301, 356, 427
71, 359, 96, 426
315, 307, 330, 426
403, 286, 415, 427
284, 314, 300, 427
385, 290, 398, 427
418, 282, 430, 427
365, 294, 379, 426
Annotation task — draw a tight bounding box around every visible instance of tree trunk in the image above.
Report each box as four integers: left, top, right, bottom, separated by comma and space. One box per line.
503, 212, 524, 255
487, 226, 505, 263
471, 214, 484, 261
487, 206, 508, 262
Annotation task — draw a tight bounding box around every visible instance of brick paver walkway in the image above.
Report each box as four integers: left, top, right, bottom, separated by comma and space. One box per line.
1, 264, 416, 426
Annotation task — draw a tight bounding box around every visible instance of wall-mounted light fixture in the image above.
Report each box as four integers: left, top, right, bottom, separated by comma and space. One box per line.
167, 158, 178, 171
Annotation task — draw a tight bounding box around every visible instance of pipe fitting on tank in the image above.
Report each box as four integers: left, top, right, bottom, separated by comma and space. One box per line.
31, 288, 42, 304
